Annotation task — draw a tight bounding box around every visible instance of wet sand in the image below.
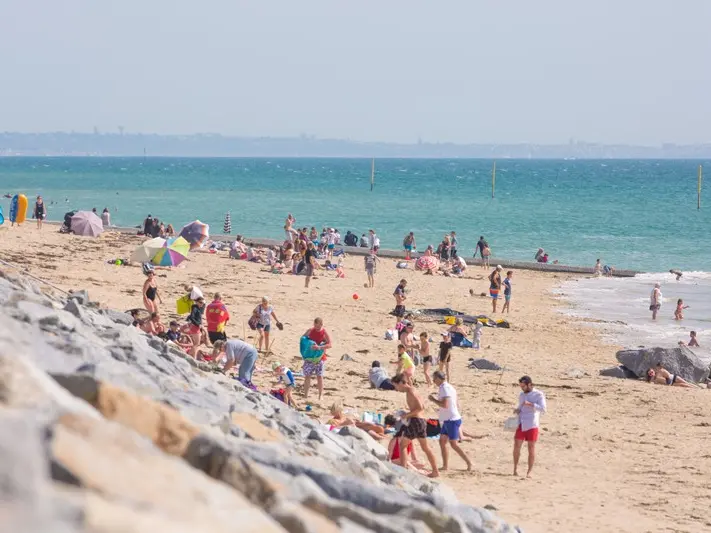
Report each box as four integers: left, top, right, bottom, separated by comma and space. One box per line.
2, 224, 710, 533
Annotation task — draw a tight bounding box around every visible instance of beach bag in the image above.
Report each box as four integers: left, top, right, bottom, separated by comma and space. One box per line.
248, 309, 259, 330
300, 335, 325, 362
176, 295, 192, 315
504, 417, 519, 432
270, 388, 286, 403
396, 261, 408, 269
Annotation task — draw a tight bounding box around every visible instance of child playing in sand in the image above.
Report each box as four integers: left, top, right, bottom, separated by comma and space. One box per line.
166, 321, 193, 352
472, 321, 483, 350
392, 344, 415, 385
674, 299, 689, 320
419, 332, 433, 386
272, 362, 299, 408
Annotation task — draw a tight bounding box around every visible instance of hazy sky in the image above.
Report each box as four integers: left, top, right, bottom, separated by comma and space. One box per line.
1, 1, 710, 145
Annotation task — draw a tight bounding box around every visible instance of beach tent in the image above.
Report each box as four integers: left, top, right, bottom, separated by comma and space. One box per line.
70, 211, 103, 237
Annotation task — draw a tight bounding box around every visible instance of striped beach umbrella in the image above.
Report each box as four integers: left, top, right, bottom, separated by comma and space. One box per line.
131, 237, 166, 263
415, 255, 439, 271
151, 236, 190, 267
223, 212, 231, 234
179, 220, 210, 250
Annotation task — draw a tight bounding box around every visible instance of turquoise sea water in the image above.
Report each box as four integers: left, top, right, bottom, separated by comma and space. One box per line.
1, 157, 709, 272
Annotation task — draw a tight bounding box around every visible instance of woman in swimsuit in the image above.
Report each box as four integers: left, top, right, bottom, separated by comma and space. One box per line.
142, 268, 162, 313
646, 366, 695, 388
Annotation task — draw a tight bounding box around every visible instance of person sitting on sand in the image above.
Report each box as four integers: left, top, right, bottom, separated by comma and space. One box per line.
166, 320, 193, 351
688, 331, 700, 347
674, 298, 689, 320
141, 312, 165, 336
646, 366, 695, 388
369, 360, 396, 390
393, 344, 415, 385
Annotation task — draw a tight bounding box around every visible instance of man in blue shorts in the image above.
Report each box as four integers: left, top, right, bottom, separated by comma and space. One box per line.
429, 371, 472, 472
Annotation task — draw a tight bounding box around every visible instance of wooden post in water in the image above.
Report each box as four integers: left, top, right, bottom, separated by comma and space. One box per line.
491, 160, 497, 199
698, 165, 703, 210
370, 158, 375, 192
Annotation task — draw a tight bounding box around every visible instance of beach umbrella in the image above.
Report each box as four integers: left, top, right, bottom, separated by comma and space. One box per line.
223, 212, 231, 234
152, 236, 190, 267
415, 255, 439, 271
130, 237, 166, 263
70, 211, 104, 237
179, 220, 210, 250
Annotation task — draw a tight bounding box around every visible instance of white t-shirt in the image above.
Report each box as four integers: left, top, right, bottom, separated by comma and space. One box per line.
371, 234, 380, 248
326, 232, 336, 245
437, 382, 461, 423
651, 287, 662, 306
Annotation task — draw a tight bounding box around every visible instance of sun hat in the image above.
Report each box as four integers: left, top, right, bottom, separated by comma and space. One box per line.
272, 362, 282, 370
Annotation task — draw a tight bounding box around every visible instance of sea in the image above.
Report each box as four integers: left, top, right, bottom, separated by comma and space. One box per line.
1, 156, 710, 348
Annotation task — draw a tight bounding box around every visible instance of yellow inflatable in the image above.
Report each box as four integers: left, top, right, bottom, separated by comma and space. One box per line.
15, 194, 28, 224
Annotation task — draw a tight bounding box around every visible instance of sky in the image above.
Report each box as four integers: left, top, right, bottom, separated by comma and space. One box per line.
1, 0, 710, 145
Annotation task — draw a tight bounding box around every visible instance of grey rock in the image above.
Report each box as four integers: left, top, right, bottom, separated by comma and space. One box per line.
616, 346, 711, 382
98, 308, 134, 326
67, 289, 90, 305
0, 271, 522, 533
468, 358, 502, 371
599, 366, 638, 379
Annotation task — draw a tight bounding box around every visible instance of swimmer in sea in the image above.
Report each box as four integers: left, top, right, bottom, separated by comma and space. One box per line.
669, 269, 683, 281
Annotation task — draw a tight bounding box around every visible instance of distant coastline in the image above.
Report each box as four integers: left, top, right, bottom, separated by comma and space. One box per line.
2, 131, 711, 159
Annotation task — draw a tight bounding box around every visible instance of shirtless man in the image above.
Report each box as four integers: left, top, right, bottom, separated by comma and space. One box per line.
284, 214, 298, 243
391, 373, 439, 478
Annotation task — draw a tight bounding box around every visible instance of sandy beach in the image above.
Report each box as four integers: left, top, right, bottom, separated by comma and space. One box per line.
2, 224, 710, 533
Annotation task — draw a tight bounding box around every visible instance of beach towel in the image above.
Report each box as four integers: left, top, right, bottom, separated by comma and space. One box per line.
300, 335, 325, 362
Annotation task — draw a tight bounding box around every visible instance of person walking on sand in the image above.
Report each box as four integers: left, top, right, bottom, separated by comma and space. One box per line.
438, 332, 453, 382
393, 279, 408, 317
206, 292, 230, 344
184, 296, 206, 358
403, 232, 416, 260
254, 296, 283, 354
302, 317, 332, 401
474, 236, 488, 258
364, 252, 379, 288
141, 263, 162, 314
429, 371, 472, 472
369, 229, 380, 254
489, 265, 503, 313
650, 283, 662, 320
304, 241, 318, 289
501, 270, 513, 313
391, 373, 439, 478
33, 196, 46, 230
513, 375, 547, 478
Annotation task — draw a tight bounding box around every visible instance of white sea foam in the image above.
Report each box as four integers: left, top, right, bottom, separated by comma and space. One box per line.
555, 272, 711, 351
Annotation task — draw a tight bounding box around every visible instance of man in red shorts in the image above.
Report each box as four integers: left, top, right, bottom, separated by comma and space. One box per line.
513, 375, 547, 478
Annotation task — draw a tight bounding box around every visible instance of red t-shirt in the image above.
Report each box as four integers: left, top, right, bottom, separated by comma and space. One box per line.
206, 301, 230, 333
307, 327, 328, 345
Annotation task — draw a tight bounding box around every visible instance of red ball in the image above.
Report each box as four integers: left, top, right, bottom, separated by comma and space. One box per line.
352, 293, 359, 300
